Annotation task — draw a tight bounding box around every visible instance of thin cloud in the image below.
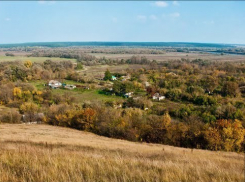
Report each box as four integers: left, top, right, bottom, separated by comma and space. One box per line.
154, 1, 168, 8
5, 18, 11, 21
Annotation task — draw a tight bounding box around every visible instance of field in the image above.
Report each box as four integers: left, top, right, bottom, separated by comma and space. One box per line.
1, 50, 244, 64
0, 55, 76, 63
79, 64, 149, 77
89, 52, 245, 62
52, 89, 124, 103
0, 124, 244, 182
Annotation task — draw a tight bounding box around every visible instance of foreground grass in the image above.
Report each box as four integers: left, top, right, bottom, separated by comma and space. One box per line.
0, 124, 244, 182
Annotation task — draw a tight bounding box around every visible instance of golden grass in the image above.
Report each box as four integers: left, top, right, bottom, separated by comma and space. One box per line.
0, 124, 244, 182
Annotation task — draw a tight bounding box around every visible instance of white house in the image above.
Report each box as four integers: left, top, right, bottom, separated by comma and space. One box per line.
48, 80, 62, 89
124, 92, 133, 98
111, 76, 117, 81
121, 75, 131, 81
144, 81, 150, 87
152, 93, 165, 101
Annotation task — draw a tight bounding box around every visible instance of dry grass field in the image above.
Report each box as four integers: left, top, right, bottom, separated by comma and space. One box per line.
89, 52, 245, 62
0, 50, 244, 64
0, 55, 76, 63
80, 64, 149, 76
0, 124, 244, 182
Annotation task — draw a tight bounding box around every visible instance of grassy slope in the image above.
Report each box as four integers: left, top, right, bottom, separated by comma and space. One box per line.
0, 124, 243, 182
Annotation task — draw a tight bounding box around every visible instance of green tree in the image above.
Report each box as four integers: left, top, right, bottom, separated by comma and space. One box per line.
104, 69, 112, 81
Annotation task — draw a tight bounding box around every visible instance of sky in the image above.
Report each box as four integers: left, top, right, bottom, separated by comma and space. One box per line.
0, 1, 245, 44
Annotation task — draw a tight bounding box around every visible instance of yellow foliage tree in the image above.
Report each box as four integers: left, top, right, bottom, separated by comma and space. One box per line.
24, 60, 33, 68
204, 119, 245, 151
22, 90, 32, 101
162, 112, 171, 129
13, 87, 22, 99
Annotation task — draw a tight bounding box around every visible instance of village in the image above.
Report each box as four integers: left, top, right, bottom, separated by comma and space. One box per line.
47, 70, 165, 102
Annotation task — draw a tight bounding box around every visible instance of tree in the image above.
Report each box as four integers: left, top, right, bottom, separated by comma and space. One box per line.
203, 76, 218, 93
203, 119, 245, 151
24, 60, 33, 68
166, 88, 182, 101
104, 69, 112, 81
162, 112, 171, 129
13, 87, 22, 100
5, 53, 15, 57
222, 81, 240, 97
0, 109, 21, 123
76, 62, 83, 70
20, 102, 39, 123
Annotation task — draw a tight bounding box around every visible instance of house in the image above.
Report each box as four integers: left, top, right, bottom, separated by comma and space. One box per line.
144, 81, 150, 87
111, 76, 117, 81
124, 92, 133, 98
152, 93, 165, 101
64, 84, 76, 90
121, 75, 131, 81
48, 80, 62, 89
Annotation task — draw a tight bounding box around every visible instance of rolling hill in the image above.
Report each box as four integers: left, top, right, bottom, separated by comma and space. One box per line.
0, 124, 243, 182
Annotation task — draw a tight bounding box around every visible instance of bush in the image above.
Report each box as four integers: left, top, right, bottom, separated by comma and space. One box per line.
0, 109, 21, 123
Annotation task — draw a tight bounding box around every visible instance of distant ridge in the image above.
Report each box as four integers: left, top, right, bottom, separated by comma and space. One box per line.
0, 42, 235, 48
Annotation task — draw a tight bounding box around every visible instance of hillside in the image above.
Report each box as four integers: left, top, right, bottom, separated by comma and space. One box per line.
0, 124, 243, 182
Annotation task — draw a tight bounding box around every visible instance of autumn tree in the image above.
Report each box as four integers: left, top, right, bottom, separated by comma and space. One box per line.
202, 75, 218, 93
24, 60, 33, 68
20, 102, 39, 122
222, 81, 240, 97
13, 87, 22, 100
203, 119, 245, 151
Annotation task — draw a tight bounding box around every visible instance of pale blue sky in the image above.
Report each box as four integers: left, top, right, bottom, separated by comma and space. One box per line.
0, 1, 245, 44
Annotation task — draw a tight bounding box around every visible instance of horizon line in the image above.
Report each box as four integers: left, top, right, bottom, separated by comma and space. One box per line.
0, 41, 243, 46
